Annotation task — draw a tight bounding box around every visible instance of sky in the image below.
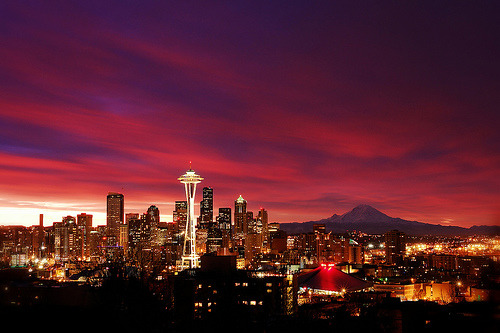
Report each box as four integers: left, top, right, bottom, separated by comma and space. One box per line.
0, 1, 499, 228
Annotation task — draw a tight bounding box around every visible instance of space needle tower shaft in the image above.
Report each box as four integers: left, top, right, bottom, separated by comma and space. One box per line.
178, 164, 203, 269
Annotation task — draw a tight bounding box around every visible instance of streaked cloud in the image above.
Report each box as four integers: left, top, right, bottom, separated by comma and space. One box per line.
0, 2, 498, 227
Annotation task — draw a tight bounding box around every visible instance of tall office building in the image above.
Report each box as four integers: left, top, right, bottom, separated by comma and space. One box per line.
57, 215, 76, 260
268, 223, 287, 254
127, 214, 142, 250
77, 213, 93, 258
313, 224, 328, 263
33, 214, 45, 258
124, 213, 139, 251
257, 208, 269, 250
147, 205, 160, 245
140, 213, 152, 245
146, 205, 160, 228
385, 229, 406, 265
217, 208, 232, 251
173, 201, 187, 233
106, 192, 124, 243
234, 195, 247, 235
199, 187, 213, 229
217, 208, 232, 231
245, 211, 254, 235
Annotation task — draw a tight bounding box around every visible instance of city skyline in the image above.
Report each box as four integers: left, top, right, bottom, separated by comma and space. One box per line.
0, 2, 499, 228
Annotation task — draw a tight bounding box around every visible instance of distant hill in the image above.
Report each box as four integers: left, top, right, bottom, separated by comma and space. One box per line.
280, 204, 500, 236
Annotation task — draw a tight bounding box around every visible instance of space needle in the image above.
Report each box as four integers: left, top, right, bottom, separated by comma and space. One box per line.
178, 163, 203, 269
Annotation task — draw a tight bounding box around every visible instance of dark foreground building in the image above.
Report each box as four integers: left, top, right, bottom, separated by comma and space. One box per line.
173, 254, 297, 325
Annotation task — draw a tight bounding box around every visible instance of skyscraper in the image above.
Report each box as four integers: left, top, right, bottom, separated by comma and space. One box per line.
35, 214, 44, 258
234, 195, 247, 235
77, 213, 93, 258
217, 208, 232, 251
178, 165, 203, 269
385, 229, 406, 265
217, 208, 232, 231
257, 208, 269, 250
199, 187, 214, 229
127, 214, 142, 250
61, 215, 76, 259
147, 205, 160, 245
147, 205, 160, 227
173, 201, 187, 233
106, 192, 124, 243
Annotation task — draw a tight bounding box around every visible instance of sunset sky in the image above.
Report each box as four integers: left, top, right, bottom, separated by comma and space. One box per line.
0, 2, 498, 228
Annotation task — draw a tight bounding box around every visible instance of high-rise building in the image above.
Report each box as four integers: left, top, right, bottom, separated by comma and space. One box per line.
269, 224, 287, 254
173, 201, 187, 233
55, 215, 77, 260
206, 227, 223, 254
178, 165, 204, 269
38, 214, 44, 256
313, 224, 327, 263
124, 213, 139, 251
244, 231, 262, 266
77, 213, 93, 258
32, 214, 45, 258
119, 223, 129, 252
140, 213, 152, 245
217, 208, 232, 250
199, 187, 213, 229
217, 208, 231, 231
385, 229, 406, 265
106, 192, 124, 243
147, 205, 160, 228
147, 205, 160, 245
234, 195, 247, 235
257, 208, 269, 250
245, 211, 254, 235
128, 215, 143, 250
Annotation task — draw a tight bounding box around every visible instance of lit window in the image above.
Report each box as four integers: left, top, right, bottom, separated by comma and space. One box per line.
267, 289, 272, 293
266, 283, 272, 287
250, 301, 256, 306
242, 282, 248, 287
235, 282, 240, 286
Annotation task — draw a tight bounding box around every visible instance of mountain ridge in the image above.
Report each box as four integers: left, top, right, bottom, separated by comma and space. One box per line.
279, 205, 499, 236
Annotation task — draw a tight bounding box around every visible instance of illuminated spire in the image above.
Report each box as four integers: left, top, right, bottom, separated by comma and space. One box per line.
178, 165, 203, 184
236, 194, 245, 203
179, 164, 203, 270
